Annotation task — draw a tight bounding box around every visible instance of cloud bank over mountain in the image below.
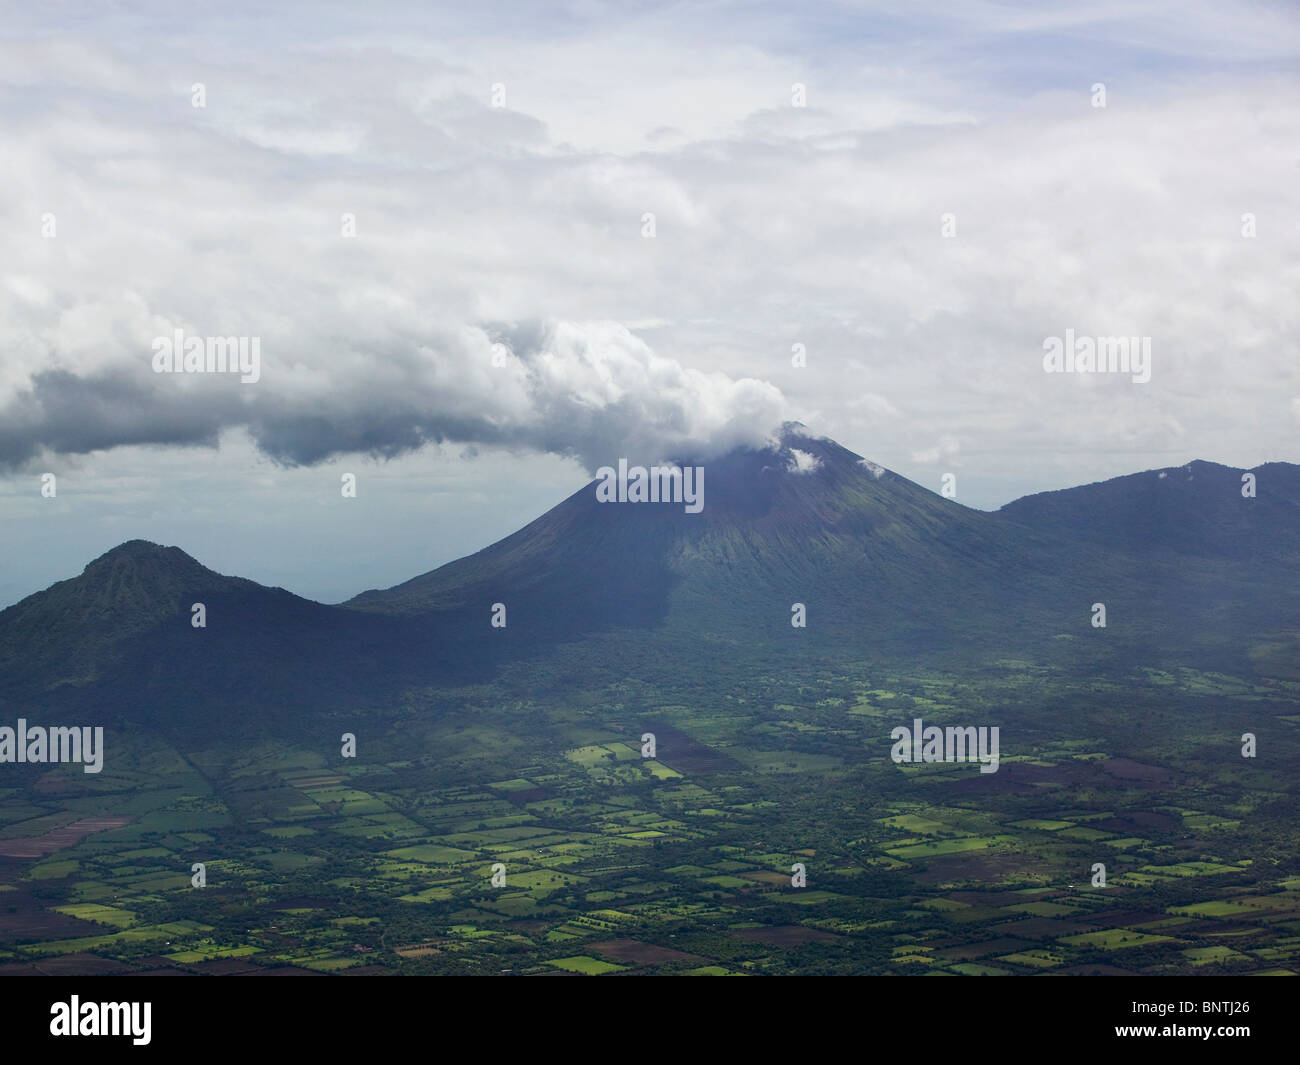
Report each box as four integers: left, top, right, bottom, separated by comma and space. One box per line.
2, 1, 1297, 482
0, 318, 787, 470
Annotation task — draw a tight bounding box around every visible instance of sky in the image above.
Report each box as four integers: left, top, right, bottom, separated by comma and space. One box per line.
1, 0, 1298, 607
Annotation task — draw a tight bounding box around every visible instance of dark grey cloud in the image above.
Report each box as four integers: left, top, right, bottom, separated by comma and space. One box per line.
0, 369, 231, 466
0, 322, 787, 471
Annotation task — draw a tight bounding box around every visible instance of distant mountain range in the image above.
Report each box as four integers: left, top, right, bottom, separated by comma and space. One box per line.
2, 425, 1296, 732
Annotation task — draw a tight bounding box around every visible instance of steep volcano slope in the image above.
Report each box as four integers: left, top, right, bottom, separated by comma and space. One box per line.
344, 426, 1125, 654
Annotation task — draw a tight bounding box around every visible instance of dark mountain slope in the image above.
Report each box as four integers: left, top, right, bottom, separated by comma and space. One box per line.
0, 541, 478, 734
999, 459, 1300, 563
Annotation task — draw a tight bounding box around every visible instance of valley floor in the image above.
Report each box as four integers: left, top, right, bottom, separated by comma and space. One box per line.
2, 659, 1299, 976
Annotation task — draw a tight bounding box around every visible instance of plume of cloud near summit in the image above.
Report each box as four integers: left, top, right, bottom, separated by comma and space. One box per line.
489, 321, 789, 469
0, 319, 788, 473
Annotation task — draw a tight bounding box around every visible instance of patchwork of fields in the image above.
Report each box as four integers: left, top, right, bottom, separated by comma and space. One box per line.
2, 661, 1298, 975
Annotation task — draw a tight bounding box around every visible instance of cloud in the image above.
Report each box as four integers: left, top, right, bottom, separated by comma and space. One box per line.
912, 435, 962, 466
0, 319, 788, 471
786, 448, 822, 474
0, 2, 1297, 496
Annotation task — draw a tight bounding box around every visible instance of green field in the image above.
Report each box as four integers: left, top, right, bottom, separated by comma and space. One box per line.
1, 661, 1298, 975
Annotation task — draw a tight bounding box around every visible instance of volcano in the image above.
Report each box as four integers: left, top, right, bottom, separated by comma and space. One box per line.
344, 423, 1103, 647
1, 425, 1296, 733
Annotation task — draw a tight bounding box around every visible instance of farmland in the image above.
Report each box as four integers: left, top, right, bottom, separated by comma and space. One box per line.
2, 654, 1299, 976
